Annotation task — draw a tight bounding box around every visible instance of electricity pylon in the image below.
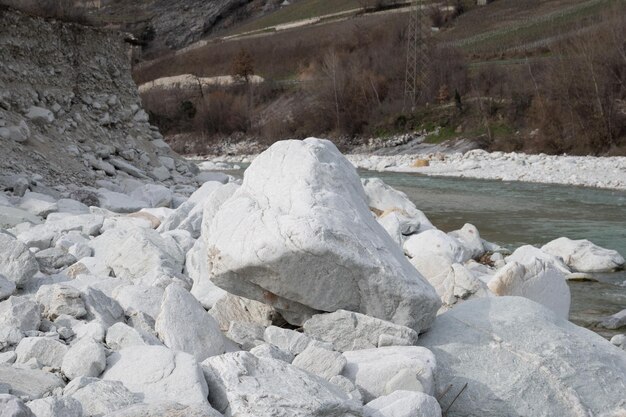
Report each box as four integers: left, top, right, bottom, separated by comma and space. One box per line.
404, 0, 429, 110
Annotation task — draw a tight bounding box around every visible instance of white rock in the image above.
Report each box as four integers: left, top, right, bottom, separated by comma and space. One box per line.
598, 308, 626, 330
292, 344, 346, 380
102, 345, 209, 406
200, 182, 239, 240
15, 337, 68, 369
206, 139, 440, 331
328, 375, 363, 404
61, 339, 106, 380
0, 365, 64, 400
112, 285, 163, 320
505, 245, 571, 274
263, 326, 311, 355
249, 343, 294, 363
423, 263, 491, 312
610, 334, 625, 350
0, 206, 42, 229
105, 322, 160, 351
82, 288, 124, 328
63, 257, 111, 279
342, 346, 436, 402
129, 184, 172, 208
19, 193, 58, 219
0, 351, 16, 364
0, 275, 16, 301
187, 239, 226, 309
155, 284, 225, 361
541, 237, 625, 272
158, 181, 223, 233
202, 351, 361, 416
226, 321, 264, 350
303, 310, 418, 352
418, 296, 626, 417
209, 293, 274, 332
488, 259, 571, 319
0, 296, 41, 332
68, 378, 140, 416
0, 231, 39, 287
151, 166, 171, 181
448, 223, 485, 260
0, 325, 25, 349
25, 107, 54, 125
364, 390, 441, 417
361, 177, 434, 236
102, 402, 223, 417
25, 396, 82, 417
96, 189, 147, 213
0, 394, 34, 417
403, 229, 470, 264
56, 198, 89, 214
36, 285, 86, 320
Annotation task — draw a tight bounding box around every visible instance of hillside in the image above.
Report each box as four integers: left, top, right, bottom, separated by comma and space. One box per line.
130, 0, 625, 156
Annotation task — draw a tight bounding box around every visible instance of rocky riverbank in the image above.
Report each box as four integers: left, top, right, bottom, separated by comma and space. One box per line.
200, 149, 626, 190
0, 138, 625, 416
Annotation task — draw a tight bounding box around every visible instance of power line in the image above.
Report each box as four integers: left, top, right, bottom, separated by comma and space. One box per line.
404, 0, 429, 110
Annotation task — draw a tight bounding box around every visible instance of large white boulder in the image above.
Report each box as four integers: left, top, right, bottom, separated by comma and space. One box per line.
155, 284, 225, 361
505, 245, 571, 274
129, 184, 172, 208
26, 396, 82, 417
0, 231, 39, 287
0, 296, 41, 332
0, 365, 64, 400
102, 402, 223, 417
112, 285, 163, 320
448, 223, 485, 260
67, 378, 140, 416
363, 391, 441, 417
487, 259, 571, 319
209, 293, 274, 332
35, 284, 86, 320
541, 237, 624, 272
0, 394, 34, 417
205, 139, 440, 331
96, 189, 147, 214
201, 351, 362, 416
403, 229, 470, 264
0, 275, 16, 301
422, 263, 490, 312
102, 345, 209, 406
418, 296, 626, 417
157, 181, 224, 234
341, 346, 436, 403
292, 344, 346, 380
302, 310, 418, 352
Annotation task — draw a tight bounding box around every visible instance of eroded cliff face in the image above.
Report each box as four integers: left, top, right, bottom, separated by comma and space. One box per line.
0, 7, 196, 189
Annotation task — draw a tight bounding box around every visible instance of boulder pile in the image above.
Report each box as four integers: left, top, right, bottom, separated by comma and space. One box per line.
0, 138, 624, 417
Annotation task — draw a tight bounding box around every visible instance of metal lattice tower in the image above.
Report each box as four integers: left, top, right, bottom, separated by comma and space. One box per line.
404, 0, 429, 110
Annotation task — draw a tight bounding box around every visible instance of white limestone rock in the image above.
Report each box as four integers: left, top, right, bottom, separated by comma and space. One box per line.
0, 231, 39, 287
292, 344, 346, 380
0, 365, 64, 400
598, 308, 626, 330
361, 177, 434, 237
263, 326, 311, 356
303, 310, 418, 352
187, 239, 227, 309
129, 184, 172, 208
25, 396, 82, 417
67, 378, 140, 416
541, 237, 624, 272
25, 107, 54, 125
96, 189, 147, 214
82, 288, 124, 328
90, 227, 184, 286
0, 275, 16, 301
209, 293, 274, 332
0, 296, 41, 332
342, 346, 436, 403
448, 223, 485, 260
158, 181, 223, 233
418, 296, 626, 417
201, 351, 362, 416
112, 285, 163, 320
106, 322, 161, 351
487, 259, 571, 319
0, 394, 34, 417
15, 337, 68, 369
505, 245, 571, 274
206, 139, 440, 331
226, 321, 264, 350
0, 325, 24, 349
18, 193, 58, 219
200, 182, 240, 240
403, 229, 470, 264
611, 334, 626, 350
0, 206, 42, 229
155, 284, 225, 361
61, 339, 106, 380
363, 390, 441, 417
36, 285, 86, 320
102, 402, 223, 417
249, 343, 294, 363
102, 345, 209, 406
423, 263, 491, 312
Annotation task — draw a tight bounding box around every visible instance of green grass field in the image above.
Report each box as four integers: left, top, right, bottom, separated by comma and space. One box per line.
225, 0, 363, 36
